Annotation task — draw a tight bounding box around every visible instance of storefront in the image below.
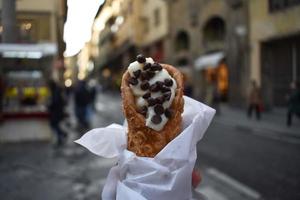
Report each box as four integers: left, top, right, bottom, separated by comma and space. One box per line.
261, 33, 300, 108
0, 43, 57, 118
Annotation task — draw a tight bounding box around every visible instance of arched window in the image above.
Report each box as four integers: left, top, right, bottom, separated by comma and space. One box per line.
203, 17, 226, 42
175, 31, 190, 52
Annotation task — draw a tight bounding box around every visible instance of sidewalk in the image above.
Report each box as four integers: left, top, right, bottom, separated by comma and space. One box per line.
0, 119, 52, 143
214, 104, 300, 142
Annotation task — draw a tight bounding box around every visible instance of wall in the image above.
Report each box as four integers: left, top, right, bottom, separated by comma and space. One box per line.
249, 0, 300, 85
138, 0, 168, 46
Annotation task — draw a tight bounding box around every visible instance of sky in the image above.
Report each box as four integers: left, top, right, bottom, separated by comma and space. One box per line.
63, 0, 105, 57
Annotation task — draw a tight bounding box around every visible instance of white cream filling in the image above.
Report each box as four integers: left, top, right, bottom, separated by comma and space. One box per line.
128, 58, 177, 131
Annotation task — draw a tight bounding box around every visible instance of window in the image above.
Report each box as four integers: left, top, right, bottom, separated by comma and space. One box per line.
18, 20, 36, 43
175, 31, 190, 52
154, 8, 160, 26
141, 17, 149, 34
269, 0, 300, 12
203, 17, 225, 42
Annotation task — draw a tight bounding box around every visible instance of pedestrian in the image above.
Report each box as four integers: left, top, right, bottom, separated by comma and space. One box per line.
74, 80, 91, 131
247, 80, 262, 120
88, 79, 97, 111
47, 79, 67, 147
211, 74, 221, 115
0, 75, 4, 123
286, 81, 300, 126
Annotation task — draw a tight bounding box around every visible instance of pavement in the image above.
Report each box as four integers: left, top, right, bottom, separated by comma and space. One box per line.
214, 104, 300, 144
0, 92, 299, 200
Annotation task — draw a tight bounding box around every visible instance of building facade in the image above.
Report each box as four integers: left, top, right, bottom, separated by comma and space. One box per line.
87, 0, 300, 109
249, 0, 300, 108
0, 0, 66, 116
88, 0, 168, 89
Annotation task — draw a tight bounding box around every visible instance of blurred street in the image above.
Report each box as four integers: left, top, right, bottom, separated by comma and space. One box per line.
1, 0, 300, 199
1, 92, 300, 200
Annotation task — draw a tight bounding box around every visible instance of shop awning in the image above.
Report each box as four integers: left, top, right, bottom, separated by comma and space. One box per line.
194, 52, 225, 70
0, 43, 57, 59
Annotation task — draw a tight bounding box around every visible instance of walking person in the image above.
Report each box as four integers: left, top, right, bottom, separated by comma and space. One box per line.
47, 79, 68, 147
74, 80, 91, 131
247, 80, 262, 120
211, 74, 221, 115
287, 81, 300, 126
0, 75, 4, 123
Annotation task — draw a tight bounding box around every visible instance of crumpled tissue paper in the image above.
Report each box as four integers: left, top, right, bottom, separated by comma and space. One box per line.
75, 96, 215, 200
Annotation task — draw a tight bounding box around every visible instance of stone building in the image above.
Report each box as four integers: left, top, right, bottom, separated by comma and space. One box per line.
89, 0, 300, 109
165, 0, 300, 109
138, 0, 168, 62
248, 0, 300, 108
164, 0, 243, 104
89, 0, 168, 89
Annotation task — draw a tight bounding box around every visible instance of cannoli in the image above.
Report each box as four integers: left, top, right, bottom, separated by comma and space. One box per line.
121, 55, 184, 157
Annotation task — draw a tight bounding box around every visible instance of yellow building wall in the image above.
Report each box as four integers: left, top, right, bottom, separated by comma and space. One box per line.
249, 0, 300, 85
0, 0, 61, 43
138, 0, 168, 46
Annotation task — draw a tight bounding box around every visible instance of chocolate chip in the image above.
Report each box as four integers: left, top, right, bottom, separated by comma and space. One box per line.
139, 106, 148, 116
143, 63, 151, 70
154, 104, 164, 115
137, 54, 146, 63
140, 81, 150, 90
146, 71, 155, 79
156, 96, 165, 104
150, 83, 160, 92
147, 97, 157, 106
150, 63, 162, 71
142, 92, 151, 99
154, 81, 162, 88
161, 86, 171, 93
140, 71, 150, 81
165, 108, 173, 118
128, 77, 138, 85
164, 78, 173, 87
133, 70, 141, 78
163, 91, 171, 101
151, 115, 162, 124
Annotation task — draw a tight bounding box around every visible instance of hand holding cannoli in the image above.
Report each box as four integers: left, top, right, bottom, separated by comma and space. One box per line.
121, 54, 184, 157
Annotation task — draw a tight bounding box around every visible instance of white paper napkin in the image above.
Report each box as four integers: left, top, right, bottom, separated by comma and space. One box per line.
75, 96, 215, 200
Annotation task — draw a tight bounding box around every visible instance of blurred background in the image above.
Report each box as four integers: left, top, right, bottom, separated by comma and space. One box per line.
0, 0, 300, 199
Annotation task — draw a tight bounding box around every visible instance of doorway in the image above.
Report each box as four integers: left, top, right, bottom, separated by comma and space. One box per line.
261, 33, 300, 107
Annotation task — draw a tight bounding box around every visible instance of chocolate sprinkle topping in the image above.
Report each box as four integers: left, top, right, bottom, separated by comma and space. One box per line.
161, 86, 171, 93
140, 81, 150, 90
142, 92, 151, 99
128, 77, 138, 85
154, 104, 164, 115
164, 78, 173, 87
137, 54, 146, 63
151, 115, 162, 124
140, 71, 150, 81
139, 106, 148, 116
156, 81, 164, 89
150, 83, 160, 92
156, 96, 165, 104
147, 97, 157, 106
165, 108, 173, 118
146, 71, 155, 79
163, 91, 171, 101
150, 63, 162, 71
143, 63, 151, 70
133, 70, 141, 78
